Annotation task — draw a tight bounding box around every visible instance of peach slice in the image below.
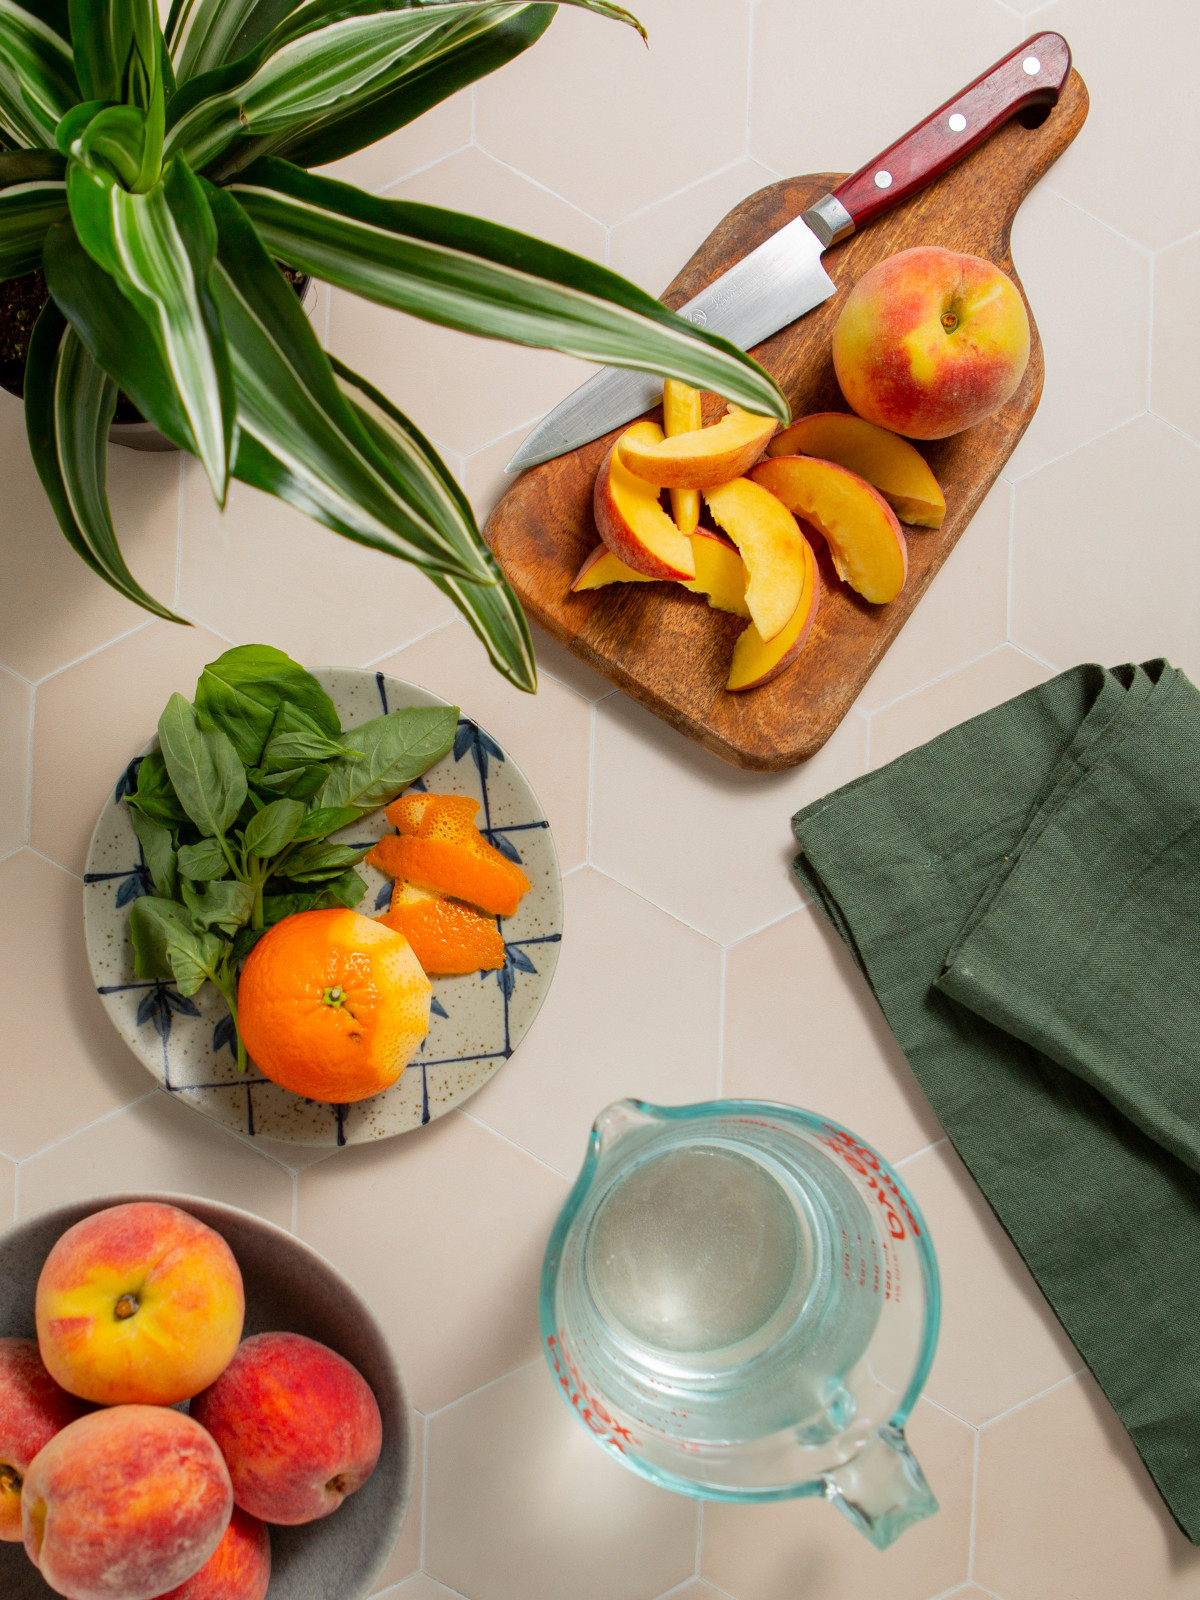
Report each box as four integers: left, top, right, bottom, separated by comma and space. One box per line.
766, 412, 945, 527
701, 477, 807, 641
662, 380, 701, 534
749, 456, 908, 605
594, 421, 695, 579
618, 405, 777, 490
728, 530, 820, 691
571, 530, 751, 619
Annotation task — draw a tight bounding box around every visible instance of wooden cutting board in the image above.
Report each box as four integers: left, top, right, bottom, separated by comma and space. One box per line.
484, 71, 1089, 770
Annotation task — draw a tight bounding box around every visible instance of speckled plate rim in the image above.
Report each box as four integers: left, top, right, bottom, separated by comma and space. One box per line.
83, 669, 562, 1147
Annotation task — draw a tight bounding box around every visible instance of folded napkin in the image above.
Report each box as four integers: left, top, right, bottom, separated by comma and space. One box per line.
791, 660, 1200, 1541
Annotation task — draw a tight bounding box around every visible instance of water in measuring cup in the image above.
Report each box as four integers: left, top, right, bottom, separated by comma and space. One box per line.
579, 1136, 885, 1444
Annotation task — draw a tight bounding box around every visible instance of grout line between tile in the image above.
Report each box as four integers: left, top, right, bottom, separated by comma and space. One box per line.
455, 1108, 571, 1180
467, 145, 610, 232
419, 1410, 431, 1572
23, 681, 35, 847
978, 1367, 1085, 1431
11, 1088, 161, 1176
1144, 406, 1200, 455
1003, 413, 1141, 485
362, 617, 457, 670
1008, 640, 1062, 677
586, 700, 597, 865
25, 845, 84, 883
587, 861, 727, 948
715, 948, 727, 1097
1039, 183, 1155, 257
425, 1352, 543, 1419
895, 1136, 948, 1169
862, 641, 1013, 719
722, 903, 803, 954
609, 156, 754, 233
375, 141, 474, 199
31, 618, 152, 688
968, 1419, 980, 1579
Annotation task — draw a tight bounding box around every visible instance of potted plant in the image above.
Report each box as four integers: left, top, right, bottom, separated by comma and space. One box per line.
0, 0, 786, 689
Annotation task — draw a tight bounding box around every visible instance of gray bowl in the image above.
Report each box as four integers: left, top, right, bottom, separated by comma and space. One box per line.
0, 1193, 413, 1600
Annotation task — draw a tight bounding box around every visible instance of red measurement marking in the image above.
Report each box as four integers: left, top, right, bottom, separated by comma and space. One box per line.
820, 1127, 922, 1240
546, 1334, 640, 1454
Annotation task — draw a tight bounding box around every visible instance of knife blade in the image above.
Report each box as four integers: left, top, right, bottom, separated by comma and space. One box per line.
506, 30, 1071, 474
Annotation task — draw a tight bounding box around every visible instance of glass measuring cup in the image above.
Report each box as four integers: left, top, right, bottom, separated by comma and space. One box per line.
540, 1099, 940, 1549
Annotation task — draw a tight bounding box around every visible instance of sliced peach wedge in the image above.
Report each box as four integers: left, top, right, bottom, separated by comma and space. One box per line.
594, 421, 696, 580
618, 404, 777, 490
662, 380, 702, 535
702, 476, 807, 640
728, 528, 820, 691
766, 413, 945, 528
572, 529, 750, 618
749, 456, 907, 605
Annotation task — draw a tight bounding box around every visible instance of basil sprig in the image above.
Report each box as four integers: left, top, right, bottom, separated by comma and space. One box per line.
126, 645, 457, 1073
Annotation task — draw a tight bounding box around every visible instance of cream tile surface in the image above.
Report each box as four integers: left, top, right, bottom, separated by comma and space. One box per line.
0, 4, 1194, 1597
465, 866, 722, 1175
296, 1113, 567, 1413
975, 1372, 1200, 1598
371, 1415, 424, 1595
424, 1360, 698, 1600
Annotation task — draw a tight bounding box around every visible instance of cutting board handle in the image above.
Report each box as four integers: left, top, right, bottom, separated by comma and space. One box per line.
805, 32, 1071, 245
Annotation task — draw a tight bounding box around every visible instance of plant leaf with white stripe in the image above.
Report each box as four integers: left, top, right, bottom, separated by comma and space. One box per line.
24, 297, 181, 618
0, 169, 68, 279
332, 355, 536, 691
167, 0, 297, 82
205, 180, 493, 584
232, 158, 788, 419
0, 1, 79, 148
66, 153, 234, 499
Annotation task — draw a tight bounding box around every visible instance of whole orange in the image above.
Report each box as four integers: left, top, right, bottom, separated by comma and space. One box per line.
236, 909, 431, 1102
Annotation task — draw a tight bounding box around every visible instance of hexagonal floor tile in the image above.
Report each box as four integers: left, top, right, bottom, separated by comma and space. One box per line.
0, 1156, 14, 1228
856, 479, 1011, 713
178, 467, 456, 670
700, 1397, 973, 1600
1010, 415, 1200, 682
590, 695, 866, 946
475, 0, 752, 226
975, 1371, 1200, 1597
376, 617, 593, 873
609, 160, 780, 295
1152, 231, 1200, 447
314, 87, 473, 195
424, 1359, 698, 1600
464, 866, 722, 1175
1028, 0, 1200, 250
0, 851, 150, 1161
749, 0, 1015, 185
378, 1578, 462, 1600
723, 906, 943, 1163
0, 667, 31, 860
868, 646, 1051, 771
370, 1414, 424, 1595
296, 1112, 568, 1413
0, 393, 180, 683
17, 1088, 294, 1226
1005, 184, 1150, 479
900, 1142, 1080, 1426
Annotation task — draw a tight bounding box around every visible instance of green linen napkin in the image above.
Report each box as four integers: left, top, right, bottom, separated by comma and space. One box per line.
790, 659, 1200, 1542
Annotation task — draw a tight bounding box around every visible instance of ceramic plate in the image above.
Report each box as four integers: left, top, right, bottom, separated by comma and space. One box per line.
84, 670, 562, 1146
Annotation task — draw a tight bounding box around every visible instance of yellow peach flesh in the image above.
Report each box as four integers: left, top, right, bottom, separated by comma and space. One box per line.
701, 477, 806, 640
727, 532, 819, 691
618, 407, 777, 490
766, 412, 945, 528
749, 456, 907, 605
662, 380, 702, 534
593, 421, 696, 580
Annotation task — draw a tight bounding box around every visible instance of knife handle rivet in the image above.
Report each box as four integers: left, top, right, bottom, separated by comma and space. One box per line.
948, 112, 967, 132
1022, 55, 1040, 74
874, 170, 893, 189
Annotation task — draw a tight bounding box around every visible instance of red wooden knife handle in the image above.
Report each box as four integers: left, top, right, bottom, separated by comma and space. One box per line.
807, 32, 1070, 245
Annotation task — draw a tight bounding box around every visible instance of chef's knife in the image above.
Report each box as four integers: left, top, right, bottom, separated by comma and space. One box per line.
506, 31, 1071, 473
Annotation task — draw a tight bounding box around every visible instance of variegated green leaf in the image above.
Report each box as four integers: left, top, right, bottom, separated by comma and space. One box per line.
0, 0, 79, 148
167, 0, 299, 81
205, 180, 492, 584
68, 0, 164, 182
24, 298, 181, 618
67, 155, 234, 498
334, 356, 537, 692
168, 4, 553, 175
235, 158, 788, 420
0, 169, 67, 279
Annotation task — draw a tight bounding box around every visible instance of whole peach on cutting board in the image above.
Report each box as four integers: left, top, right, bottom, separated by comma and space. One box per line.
35, 1201, 244, 1407
191, 1331, 382, 1527
22, 1405, 233, 1600
832, 245, 1030, 440
0, 1338, 89, 1541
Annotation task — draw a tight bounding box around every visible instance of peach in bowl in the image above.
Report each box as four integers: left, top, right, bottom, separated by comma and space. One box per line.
0, 1194, 412, 1600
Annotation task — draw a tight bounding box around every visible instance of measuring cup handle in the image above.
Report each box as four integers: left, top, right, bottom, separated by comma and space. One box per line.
820, 1423, 939, 1550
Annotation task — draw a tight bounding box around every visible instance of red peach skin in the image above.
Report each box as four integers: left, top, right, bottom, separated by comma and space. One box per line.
191, 1332, 382, 1526
152, 1507, 271, 1600
23, 1406, 232, 1600
0, 1338, 89, 1541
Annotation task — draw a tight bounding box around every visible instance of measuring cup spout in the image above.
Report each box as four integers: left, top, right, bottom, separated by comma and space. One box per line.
821, 1424, 938, 1550
589, 1099, 667, 1165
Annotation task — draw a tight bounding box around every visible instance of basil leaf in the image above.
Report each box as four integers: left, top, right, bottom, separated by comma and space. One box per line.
312, 706, 457, 813
182, 877, 255, 934
279, 765, 328, 802
293, 803, 360, 842
129, 895, 224, 997
158, 691, 247, 839
248, 762, 306, 794
194, 643, 340, 766
262, 888, 323, 925
259, 700, 352, 771
312, 866, 367, 910
128, 749, 187, 826
177, 836, 228, 880
129, 807, 178, 900
280, 839, 370, 881
242, 796, 305, 857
